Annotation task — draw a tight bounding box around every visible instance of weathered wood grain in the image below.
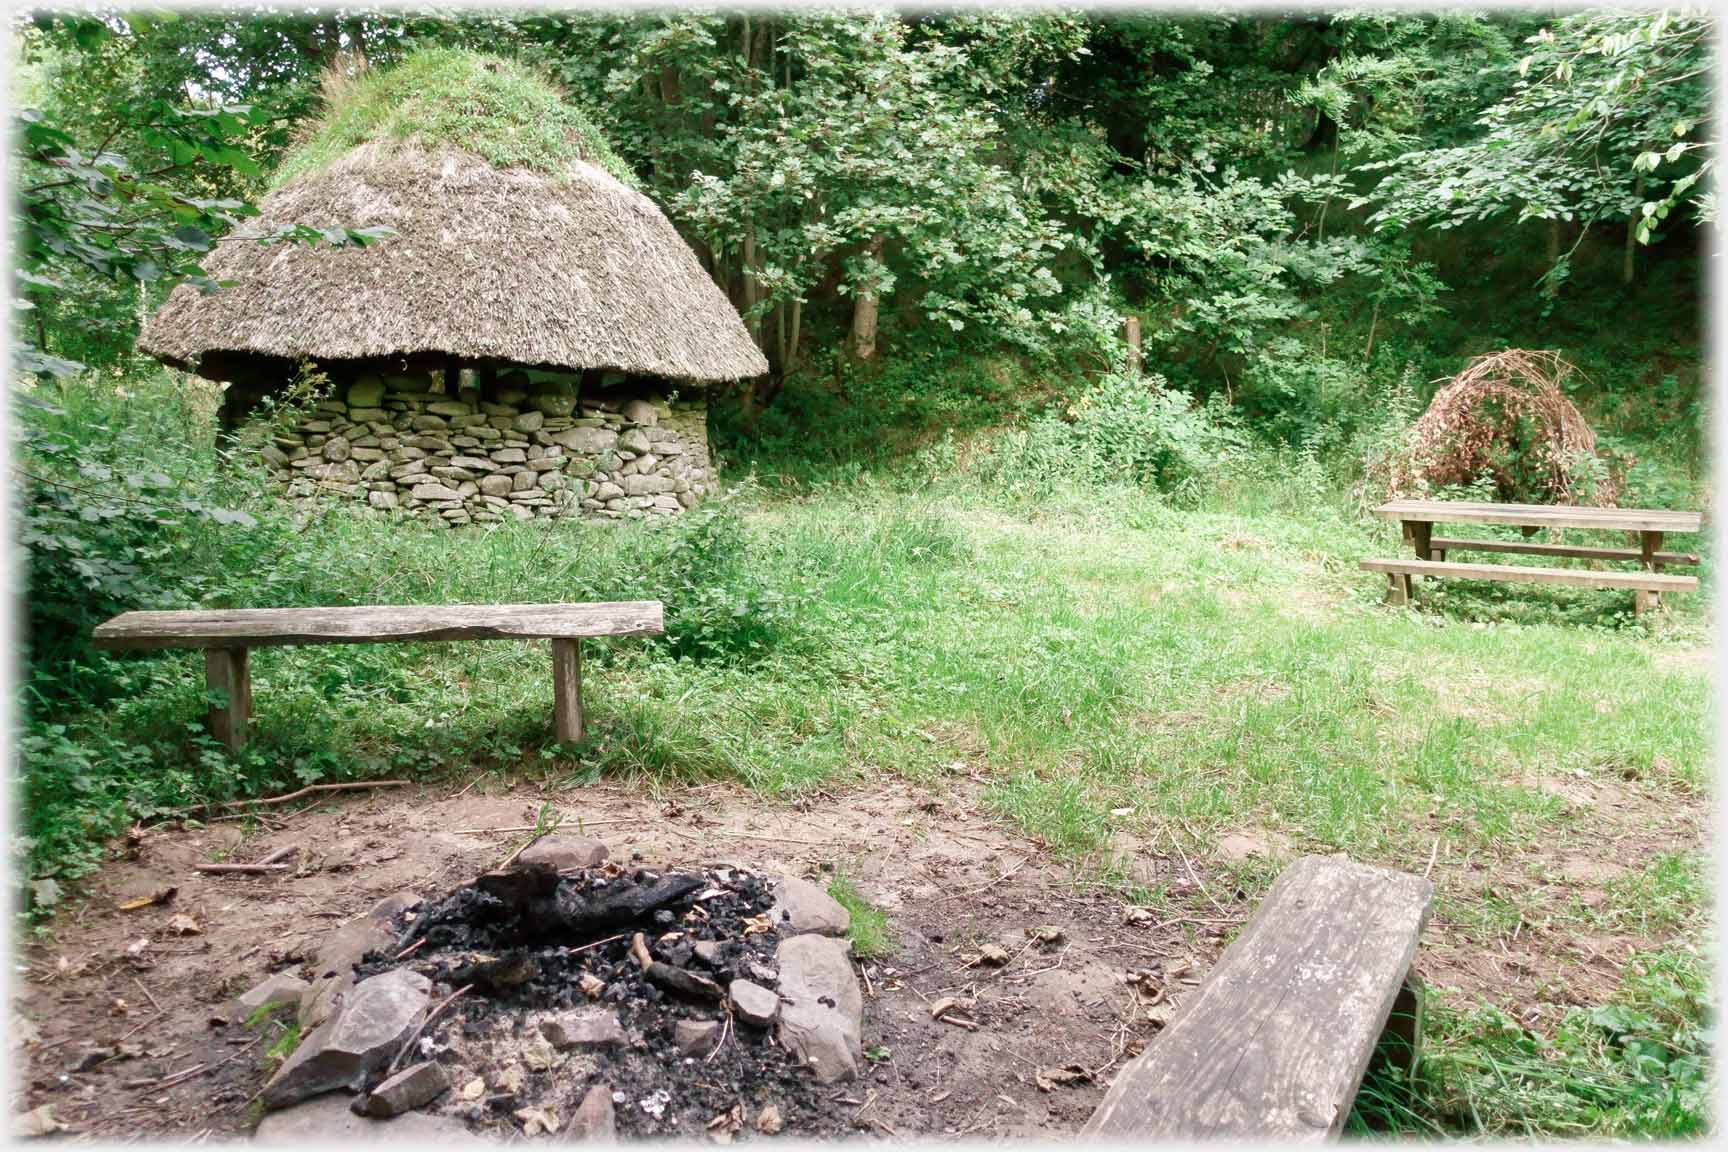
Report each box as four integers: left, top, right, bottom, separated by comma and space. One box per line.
92, 601, 665, 651
1372, 500, 1700, 534
1083, 855, 1433, 1142
204, 647, 251, 756
552, 638, 584, 744
1428, 537, 1700, 567
1360, 557, 1696, 592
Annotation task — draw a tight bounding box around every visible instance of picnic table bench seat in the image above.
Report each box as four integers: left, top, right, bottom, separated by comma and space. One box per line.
1364, 500, 1702, 614
1083, 855, 1433, 1141
92, 601, 665, 753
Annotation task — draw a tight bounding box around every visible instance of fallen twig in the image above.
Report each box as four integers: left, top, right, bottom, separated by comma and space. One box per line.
450, 818, 636, 835
167, 781, 410, 816
1423, 837, 1441, 881
132, 977, 164, 1014
151, 1034, 263, 1091
255, 845, 299, 867
938, 857, 1029, 903
1170, 824, 1233, 920
193, 863, 290, 875
388, 985, 471, 1076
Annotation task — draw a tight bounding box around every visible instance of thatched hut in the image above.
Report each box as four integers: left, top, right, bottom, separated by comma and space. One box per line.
140, 49, 765, 524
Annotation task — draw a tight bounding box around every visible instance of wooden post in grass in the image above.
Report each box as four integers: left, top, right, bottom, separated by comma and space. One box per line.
204, 647, 251, 755
552, 638, 584, 744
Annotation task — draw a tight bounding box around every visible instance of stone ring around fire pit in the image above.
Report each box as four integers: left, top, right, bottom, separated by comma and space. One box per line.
243, 837, 866, 1142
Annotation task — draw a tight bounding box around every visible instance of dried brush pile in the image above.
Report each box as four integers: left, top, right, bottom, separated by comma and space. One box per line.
1391, 349, 1617, 505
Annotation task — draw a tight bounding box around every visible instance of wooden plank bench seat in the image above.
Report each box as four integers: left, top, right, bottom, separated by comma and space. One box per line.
1362, 557, 1697, 614
92, 601, 665, 753
1427, 537, 1700, 567
1083, 855, 1433, 1142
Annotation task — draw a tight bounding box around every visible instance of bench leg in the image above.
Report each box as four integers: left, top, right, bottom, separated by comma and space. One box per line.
1384, 572, 1411, 606
205, 647, 252, 755
552, 638, 585, 744
1634, 589, 1660, 617
1641, 531, 1665, 573
1373, 970, 1426, 1080
1406, 521, 1433, 562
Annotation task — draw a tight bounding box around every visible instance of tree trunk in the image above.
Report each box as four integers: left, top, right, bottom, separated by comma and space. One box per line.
1122, 315, 1142, 374
850, 236, 885, 362
1623, 174, 1646, 286
1544, 218, 1562, 298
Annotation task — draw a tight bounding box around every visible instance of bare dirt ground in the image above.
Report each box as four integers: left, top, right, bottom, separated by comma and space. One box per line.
11, 761, 1706, 1142
10, 776, 1209, 1142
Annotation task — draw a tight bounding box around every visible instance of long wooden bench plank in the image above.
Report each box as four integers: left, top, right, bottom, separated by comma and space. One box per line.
1428, 537, 1700, 567
1361, 557, 1697, 591
1083, 856, 1432, 1141
1373, 499, 1700, 533
92, 602, 666, 651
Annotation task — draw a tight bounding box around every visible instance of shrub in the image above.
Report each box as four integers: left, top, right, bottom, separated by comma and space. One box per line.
980, 373, 1241, 504
648, 487, 811, 664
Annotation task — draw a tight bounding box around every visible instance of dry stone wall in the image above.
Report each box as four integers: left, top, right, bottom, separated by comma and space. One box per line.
259, 369, 716, 525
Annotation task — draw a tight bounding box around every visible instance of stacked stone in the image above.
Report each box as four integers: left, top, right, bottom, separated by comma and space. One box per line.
261, 371, 715, 525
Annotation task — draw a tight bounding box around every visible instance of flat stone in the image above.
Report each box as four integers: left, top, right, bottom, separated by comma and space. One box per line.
411, 415, 449, 432
490, 447, 528, 464
513, 411, 545, 433
264, 967, 431, 1109
410, 482, 463, 502
551, 427, 618, 455
255, 1093, 482, 1144
426, 401, 472, 417
347, 377, 386, 408
368, 491, 399, 511
225, 972, 309, 1023
771, 876, 850, 936
347, 407, 389, 424
692, 941, 724, 968
594, 482, 624, 502
478, 474, 514, 498
673, 1019, 721, 1056
541, 1009, 625, 1051
260, 444, 290, 469
564, 1084, 615, 1142
360, 1060, 448, 1118
299, 891, 422, 1030
775, 934, 861, 1083
617, 428, 652, 455
516, 836, 609, 871
621, 399, 658, 427
449, 456, 498, 472
728, 980, 780, 1028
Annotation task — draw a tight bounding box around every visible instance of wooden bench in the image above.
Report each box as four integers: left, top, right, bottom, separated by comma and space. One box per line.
1083, 855, 1432, 1141
92, 602, 665, 754
1366, 499, 1702, 614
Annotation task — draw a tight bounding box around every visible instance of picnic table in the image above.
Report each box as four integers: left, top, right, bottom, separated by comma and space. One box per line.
1361, 499, 1702, 614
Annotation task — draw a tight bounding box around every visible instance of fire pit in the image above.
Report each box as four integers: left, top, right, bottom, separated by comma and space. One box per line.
249, 838, 865, 1141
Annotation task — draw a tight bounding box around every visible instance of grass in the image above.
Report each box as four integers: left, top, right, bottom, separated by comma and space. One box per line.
271, 47, 637, 187
828, 871, 892, 960
21, 373, 1710, 1138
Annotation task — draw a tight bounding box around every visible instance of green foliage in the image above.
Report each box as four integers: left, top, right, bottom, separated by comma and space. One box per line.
647, 491, 812, 665
981, 374, 1242, 504
827, 871, 892, 960
271, 48, 637, 187
1352, 946, 1710, 1138
1358, 11, 1713, 250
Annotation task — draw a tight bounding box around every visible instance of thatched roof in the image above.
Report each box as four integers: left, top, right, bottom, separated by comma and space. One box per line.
141, 52, 766, 383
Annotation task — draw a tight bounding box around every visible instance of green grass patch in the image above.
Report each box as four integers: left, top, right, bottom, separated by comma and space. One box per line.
272, 47, 636, 187
828, 871, 892, 960
1348, 946, 1711, 1139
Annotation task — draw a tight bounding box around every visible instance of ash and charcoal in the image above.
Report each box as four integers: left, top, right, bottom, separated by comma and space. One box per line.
343, 859, 856, 1141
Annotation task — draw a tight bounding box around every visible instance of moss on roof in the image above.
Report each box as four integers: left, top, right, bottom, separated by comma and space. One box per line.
272, 48, 638, 189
